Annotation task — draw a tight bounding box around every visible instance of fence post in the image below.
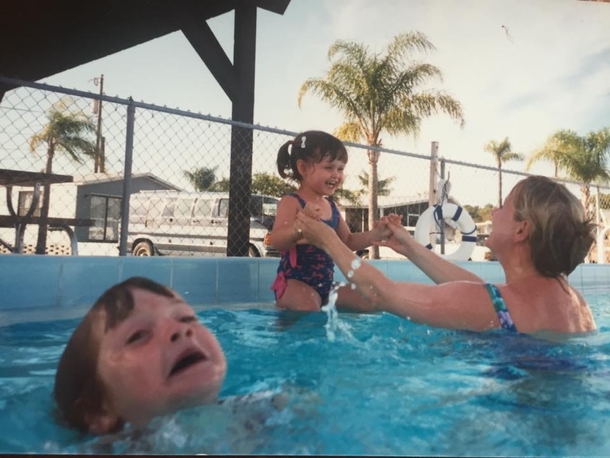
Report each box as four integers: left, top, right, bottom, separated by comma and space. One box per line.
428, 141, 439, 249
428, 141, 439, 207
439, 157, 446, 255
119, 97, 135, 257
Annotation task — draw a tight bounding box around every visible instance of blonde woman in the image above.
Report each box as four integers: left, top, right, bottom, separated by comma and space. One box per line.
295, 176, 597, 335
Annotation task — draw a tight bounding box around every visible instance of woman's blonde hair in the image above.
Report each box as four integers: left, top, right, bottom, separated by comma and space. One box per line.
512, 175, 596, 277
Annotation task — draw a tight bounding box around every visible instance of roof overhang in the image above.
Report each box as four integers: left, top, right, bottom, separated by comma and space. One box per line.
0, 0, 290, 90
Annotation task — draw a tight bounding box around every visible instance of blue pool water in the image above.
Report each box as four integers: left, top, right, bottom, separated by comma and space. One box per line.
2, 289, 610, 455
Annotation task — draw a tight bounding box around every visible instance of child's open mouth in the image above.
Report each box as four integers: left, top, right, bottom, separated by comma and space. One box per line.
169, 350, 208, 378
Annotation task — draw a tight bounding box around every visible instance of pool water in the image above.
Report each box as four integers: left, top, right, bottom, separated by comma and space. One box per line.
1, 293, 610, 455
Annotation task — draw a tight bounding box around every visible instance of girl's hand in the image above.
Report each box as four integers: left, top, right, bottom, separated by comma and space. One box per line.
295, 210, 336, 249
374, 216, 412, 252
385, 213, 403, 226
372, 213, 402, 241
302, 202, 323, 220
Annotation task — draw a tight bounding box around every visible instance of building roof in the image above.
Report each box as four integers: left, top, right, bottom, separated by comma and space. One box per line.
74, 172, 182, 191
0, 0, 290, 91
342, 195, 428, 209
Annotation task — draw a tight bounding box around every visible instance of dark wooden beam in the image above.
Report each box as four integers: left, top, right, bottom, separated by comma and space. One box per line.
227, 3, 257, 257
176, 12, 241, 103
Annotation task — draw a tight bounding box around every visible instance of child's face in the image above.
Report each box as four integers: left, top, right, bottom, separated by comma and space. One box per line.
96, 288, 226, 427
304, 155, 346, 196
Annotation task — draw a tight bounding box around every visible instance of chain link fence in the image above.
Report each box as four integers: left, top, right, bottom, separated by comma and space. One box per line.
1, 76, 609, 261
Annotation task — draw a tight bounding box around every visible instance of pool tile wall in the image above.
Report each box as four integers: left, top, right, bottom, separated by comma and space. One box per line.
0, 255, 604, 325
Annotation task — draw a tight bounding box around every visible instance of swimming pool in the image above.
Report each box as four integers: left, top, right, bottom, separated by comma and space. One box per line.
1, 257, 610, 455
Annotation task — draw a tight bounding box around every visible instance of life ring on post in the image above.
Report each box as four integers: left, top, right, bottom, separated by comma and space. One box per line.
414, 203, 477, 261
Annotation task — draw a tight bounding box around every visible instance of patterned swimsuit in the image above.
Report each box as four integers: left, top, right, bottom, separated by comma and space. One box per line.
484, 283, 518, 332
271, 193, 340, 305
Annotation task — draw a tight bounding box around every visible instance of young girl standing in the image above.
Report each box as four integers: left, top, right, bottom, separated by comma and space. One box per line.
270, 130, 396, 312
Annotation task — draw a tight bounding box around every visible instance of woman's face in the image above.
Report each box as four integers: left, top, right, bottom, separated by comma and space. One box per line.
96, 288, 226, 427
486, 188, 519, 253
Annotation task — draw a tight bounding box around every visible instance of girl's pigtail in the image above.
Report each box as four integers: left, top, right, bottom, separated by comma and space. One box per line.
277, 140, 293, 179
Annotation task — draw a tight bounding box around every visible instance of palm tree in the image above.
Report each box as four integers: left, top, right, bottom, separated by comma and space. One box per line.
483, 137, 523, 208
184, 166, 218, 192
525, 131, 573, 177
298, 32, 464, 258
530, 128, 610, 218
29, 109, 96, 254
356, 171, 395, 197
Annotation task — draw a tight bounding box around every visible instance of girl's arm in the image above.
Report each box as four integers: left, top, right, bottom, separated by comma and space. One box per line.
376, 221, 484, 284
336, 212, 396, 252
269, 196, 305, 252
295, 212, 499, 331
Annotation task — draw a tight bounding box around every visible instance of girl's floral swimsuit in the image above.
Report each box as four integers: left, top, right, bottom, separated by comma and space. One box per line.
271, 193, 340, 305
484, 283, 518, 332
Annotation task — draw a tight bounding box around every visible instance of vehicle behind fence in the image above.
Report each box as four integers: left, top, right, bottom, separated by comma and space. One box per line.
1, 76, 610, 261
127, 190, 279, 257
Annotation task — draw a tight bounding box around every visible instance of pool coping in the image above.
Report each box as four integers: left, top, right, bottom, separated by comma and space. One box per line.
0, 256, 607, 326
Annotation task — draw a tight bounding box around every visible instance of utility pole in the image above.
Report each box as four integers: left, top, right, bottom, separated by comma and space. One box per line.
93, 74, 104, 173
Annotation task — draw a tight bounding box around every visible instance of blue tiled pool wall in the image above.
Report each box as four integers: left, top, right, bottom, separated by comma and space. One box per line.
0, 256, 608, 318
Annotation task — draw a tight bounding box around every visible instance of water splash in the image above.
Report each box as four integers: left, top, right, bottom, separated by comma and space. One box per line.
321, 256, 363, 341
321, 283, 342, 341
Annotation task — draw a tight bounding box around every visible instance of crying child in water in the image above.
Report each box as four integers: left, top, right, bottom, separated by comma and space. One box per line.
53, 277, 313, 447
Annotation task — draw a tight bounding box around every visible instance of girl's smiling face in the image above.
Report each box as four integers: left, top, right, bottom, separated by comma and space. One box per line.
303, 155, 346, 196
96, 288, 226, 427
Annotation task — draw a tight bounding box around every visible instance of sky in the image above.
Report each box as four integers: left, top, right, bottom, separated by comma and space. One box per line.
33, 0, 610, 200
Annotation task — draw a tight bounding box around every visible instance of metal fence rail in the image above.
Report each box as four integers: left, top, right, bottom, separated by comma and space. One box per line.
1, 75, 609, 260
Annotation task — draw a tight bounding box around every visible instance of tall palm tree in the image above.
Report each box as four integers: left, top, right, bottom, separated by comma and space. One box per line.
184, 166, 218, 192
530, 128, 610, 218
298, 32, 465, 258
29, 109, 96, 254
483, 137, 523, 208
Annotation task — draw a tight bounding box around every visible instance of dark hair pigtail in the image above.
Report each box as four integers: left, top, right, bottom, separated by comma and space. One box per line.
277, 141, 293, 179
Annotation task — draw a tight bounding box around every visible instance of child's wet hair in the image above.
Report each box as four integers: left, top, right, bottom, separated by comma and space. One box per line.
53, 277, 177, 433
276, 130, 348, 182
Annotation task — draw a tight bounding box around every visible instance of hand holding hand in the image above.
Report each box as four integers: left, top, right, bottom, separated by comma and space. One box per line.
372, 213, 402, 241
294, 210, 336, 249
302, 202, 323, 220
374, 215, 412, 253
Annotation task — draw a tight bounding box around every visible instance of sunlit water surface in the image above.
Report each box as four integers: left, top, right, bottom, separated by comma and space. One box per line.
1, 289, 610, 455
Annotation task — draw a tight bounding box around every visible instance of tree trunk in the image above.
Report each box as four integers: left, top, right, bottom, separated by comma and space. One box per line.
36, 145, 54, 255
498, 163, 503, 208
367, 148, 380, 259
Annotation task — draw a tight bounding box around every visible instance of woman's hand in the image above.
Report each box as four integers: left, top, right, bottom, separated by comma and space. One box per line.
294, 210, 337, 249
371, 213, 402, 241
374, 216, 413, 253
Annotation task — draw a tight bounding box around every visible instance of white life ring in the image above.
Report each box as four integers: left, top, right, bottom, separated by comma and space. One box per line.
414, 203, 477, 261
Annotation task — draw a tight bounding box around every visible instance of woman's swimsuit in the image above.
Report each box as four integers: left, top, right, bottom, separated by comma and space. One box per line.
271, 193, 340, 305
484, 283, 518, 332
